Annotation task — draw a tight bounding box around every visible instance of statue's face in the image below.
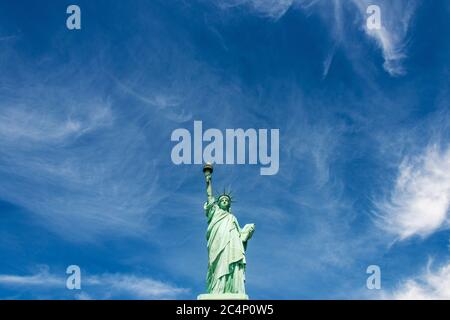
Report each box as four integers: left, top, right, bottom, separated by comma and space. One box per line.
218, 196, 230, 211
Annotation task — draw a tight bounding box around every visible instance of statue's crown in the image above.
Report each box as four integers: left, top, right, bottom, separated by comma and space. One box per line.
217, 188, 233, 203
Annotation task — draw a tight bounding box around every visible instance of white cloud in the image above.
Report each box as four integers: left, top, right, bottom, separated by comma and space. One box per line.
111, 76, 192, 123
0, 269, 61, 287
375, 145, 450, 240
391, 261, 450, 299
0, 98, 112, 144
0, 35, 17, 42
0, 71, 164, 242
84, 274, 189, 299
212, 0, 328, 20
351, 0, 419, 76
0, 269, 188, 299
214, 0, 295, 19
213, 0, 418, 76
74, 292, 93, 300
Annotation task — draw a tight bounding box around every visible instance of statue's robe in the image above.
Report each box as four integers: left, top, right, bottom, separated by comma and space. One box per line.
204, 198, 247, 294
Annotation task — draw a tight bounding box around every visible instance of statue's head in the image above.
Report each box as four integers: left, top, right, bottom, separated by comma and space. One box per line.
217, 194, 232, 211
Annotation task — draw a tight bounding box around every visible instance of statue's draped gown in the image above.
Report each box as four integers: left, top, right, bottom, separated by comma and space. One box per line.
204, 198, 247, 294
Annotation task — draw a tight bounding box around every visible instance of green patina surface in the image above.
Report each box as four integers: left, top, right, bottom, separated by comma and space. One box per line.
199, 164, 255, 299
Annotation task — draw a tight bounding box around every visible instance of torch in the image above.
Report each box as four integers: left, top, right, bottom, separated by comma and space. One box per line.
203, 162, 213, 179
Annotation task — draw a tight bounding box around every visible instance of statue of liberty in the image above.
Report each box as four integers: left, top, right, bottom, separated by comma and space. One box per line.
198, 163, 255, 300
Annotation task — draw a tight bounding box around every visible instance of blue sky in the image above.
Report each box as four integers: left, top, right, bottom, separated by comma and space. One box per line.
0, 0, 449, 299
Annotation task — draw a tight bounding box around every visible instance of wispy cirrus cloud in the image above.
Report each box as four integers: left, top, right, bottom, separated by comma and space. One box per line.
85, 273, 189, 299
0, 66, 164, 241
0, 269, 61, 287
212, 0, 418, 76
351, 0, 419, 76
212, 0, 296, 19
0, 268, 189, 299
0, 35, 17, 42
375, 144, 450, 240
